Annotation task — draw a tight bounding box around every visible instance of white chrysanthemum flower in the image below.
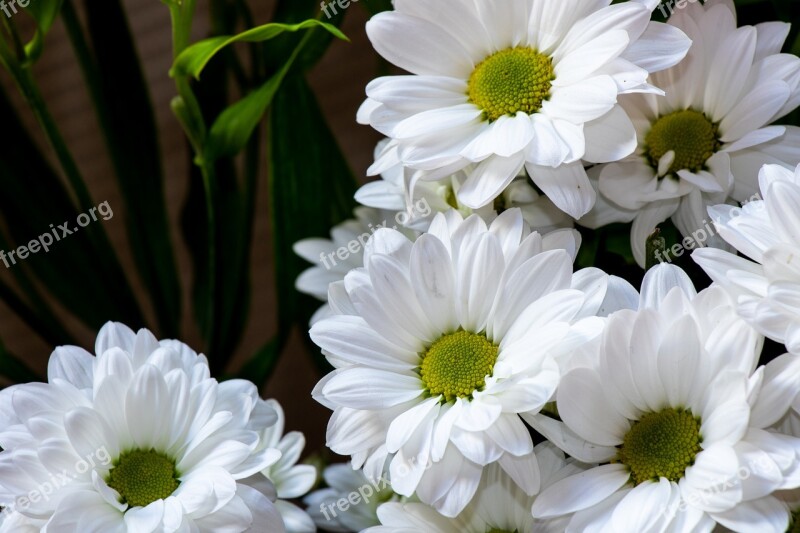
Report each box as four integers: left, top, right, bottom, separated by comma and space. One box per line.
304, 462, 398, 532
531, 265, 800, 533
357, 140, 572, 233
259, 399, 317, 533
0, 322, 286, 533
310, 208, 634, 516
363, 443, 589, 533
693, 163, 800, 353
583, 0, 800, 266
294, 207, 420, 323
358, 0, 691, 218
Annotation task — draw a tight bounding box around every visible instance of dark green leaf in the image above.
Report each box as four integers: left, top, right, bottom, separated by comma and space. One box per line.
68, 0, 181, 336
204, 22, 345, 161
0, 84, 144, 330
181, 53, 254, 373
268, 75, 357, 373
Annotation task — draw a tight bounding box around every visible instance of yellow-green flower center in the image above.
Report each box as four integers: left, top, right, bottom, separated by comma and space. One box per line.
107, 449, 180, 508
487, 529, 517, 533
644, 109, 721, 174
618, 408, 702, 486
420, 330, 499, 402
468, 47, 555, 122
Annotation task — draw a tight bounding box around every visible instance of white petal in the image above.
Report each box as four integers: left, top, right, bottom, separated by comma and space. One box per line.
543, 76, 618, 124
622, 22, 692, 73
366, 13, 474, 77
321, 368, 423, 409
582, 106, 637, 164
532, 464, 630, 518
558, 368, 629, 446
528, 162, 596, 219
458, 153, 526, 209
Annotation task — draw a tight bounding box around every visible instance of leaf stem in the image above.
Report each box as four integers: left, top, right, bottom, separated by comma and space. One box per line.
169, 1, 219, 356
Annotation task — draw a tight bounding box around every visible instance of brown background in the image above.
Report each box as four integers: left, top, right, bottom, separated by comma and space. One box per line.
0, 0, 383, 452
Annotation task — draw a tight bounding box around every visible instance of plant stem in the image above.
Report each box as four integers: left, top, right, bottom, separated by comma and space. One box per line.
169, 1, 219, 355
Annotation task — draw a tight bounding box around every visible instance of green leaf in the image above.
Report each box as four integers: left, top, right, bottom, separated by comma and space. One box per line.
268, 75, 357, 374
263, 0, 348, 73
181, 53, 256, 373
0, 269, 76, 348
22, 0, 65, 63
203, 22, 345, 162
203, 70, 286, 161
0, 84, 145, 331
172, 20, 347, 80
68, 0, 182, 336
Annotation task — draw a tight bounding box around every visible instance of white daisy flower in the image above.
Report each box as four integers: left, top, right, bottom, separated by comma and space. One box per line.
0, 322, 286, 532
363, 442, 589, 533
583, 0, 800, 266
357, 140, 573, 234
358, 0, 691, 218
304, 462, 398, 532
531, 264, 800, 532
259, 399, 317, 533
293, 207, 420, 323
693, 163, 800, 354
310, 208, 631, 516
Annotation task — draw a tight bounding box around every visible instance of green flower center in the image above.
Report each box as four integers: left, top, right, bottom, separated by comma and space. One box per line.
107, 449, 180, 508
487, 529, 517, 533
618, 408, 702, 486
468, 47, 555, 122
420, 330, 499, 402
644, 109, 721, 174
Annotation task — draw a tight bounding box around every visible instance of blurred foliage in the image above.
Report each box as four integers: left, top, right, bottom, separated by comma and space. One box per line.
0, 0, 356, 382
0, 0, 797, 384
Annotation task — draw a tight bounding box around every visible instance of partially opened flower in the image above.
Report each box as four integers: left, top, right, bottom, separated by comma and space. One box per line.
304, 462, 398, 532
310, 208, 628, 516
357, 140, 572, 233
693, 163, 800, 353
363, 443, 588, 533
359, 0, 690, 219
0, 322, 286, 532
259, 399, 317, 533
531, 265, 800, 532
294, 206, 419, 323
583, 0, 800, 266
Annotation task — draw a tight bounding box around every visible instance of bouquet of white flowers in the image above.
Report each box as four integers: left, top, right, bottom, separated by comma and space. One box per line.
1, 0, 800, 531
